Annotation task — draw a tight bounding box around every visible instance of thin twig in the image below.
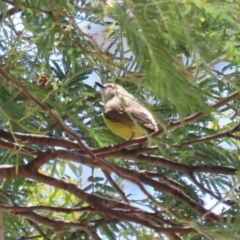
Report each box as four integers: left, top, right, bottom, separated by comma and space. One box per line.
0, 67, 94, 157
103, 170, 129, 203
0, 6, 21, 23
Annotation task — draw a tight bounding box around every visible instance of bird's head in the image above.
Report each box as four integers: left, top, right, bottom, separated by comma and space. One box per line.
96, 82, 131, 103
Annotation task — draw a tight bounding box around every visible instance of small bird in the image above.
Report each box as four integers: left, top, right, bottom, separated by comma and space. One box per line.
96, 82, 158, 139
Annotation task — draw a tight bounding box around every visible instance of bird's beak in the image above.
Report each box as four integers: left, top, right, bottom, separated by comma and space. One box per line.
95, 82, 105, 89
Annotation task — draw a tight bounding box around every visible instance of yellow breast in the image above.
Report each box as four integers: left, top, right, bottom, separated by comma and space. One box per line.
103, 116, 145, 139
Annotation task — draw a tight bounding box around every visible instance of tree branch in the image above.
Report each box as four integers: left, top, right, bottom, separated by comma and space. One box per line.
0, 128, 80, 149
0, 6, 21, 23
0, 67, 94, 157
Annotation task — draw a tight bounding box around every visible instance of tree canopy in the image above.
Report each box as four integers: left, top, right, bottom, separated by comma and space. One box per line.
1, 0, 240, 239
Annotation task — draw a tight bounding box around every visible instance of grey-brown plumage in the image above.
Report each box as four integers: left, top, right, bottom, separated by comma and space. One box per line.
96, 82, 157, 138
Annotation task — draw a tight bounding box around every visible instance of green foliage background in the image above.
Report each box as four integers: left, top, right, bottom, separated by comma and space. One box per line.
1, 0, 240, 239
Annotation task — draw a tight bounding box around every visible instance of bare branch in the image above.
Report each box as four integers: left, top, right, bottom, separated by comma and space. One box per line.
0, 204, 95, 213
0, 6, 21, 23
101, 149, 236, 175
0, 129, 80, 149
0, 137, 41, 155
103, 170, 130, 203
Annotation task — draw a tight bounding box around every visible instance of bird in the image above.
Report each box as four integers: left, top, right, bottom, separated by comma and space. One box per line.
96, 82, 158, 139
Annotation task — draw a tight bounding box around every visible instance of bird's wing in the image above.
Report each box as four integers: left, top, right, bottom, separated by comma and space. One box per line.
103, 96, 157, 133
